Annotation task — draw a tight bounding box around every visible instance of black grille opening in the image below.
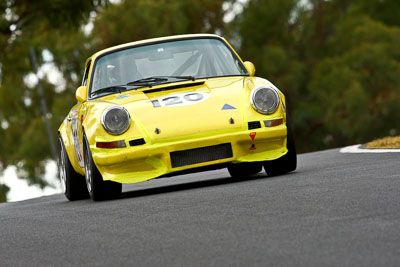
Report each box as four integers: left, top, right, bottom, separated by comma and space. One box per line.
129, 138, 146, 146
170, 143, 233, 168
248, 121, 261, 130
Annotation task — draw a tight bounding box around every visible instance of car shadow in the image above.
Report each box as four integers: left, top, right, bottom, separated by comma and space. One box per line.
55, 171, 298, 204
119, 172, 283, 200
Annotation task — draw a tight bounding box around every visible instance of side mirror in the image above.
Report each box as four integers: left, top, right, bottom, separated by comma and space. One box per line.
76, 86, 88, 103
243, 61, 256, 77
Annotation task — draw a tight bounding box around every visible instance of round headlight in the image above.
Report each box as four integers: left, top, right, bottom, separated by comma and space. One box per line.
101, 105, 130, 135
250, 86, 280, 114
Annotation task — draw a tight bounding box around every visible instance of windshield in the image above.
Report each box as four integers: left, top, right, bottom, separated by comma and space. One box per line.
90, 38, 248, 96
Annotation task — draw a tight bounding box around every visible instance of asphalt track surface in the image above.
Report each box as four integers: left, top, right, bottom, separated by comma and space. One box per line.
1, 149, 400, 266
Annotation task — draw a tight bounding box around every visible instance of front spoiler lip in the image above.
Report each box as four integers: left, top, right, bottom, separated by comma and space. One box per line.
91, 125, 288, 183
93, 125, 286, 165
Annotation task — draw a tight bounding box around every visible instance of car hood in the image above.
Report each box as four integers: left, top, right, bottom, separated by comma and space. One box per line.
97, 77, 247, 141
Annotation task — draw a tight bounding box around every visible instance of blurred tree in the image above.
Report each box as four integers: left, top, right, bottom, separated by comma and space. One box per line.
91, 0, 229, 50
0, 0, 109, 202
233, 0, 400, 151
0, 184, 9, 203
307, 16, 400, 148
234, 0, 305, 118
0, 0, 230, 202
352, 0, 400, 27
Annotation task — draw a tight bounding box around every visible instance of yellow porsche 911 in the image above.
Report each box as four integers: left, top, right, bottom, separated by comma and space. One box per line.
58, 34, 296, 201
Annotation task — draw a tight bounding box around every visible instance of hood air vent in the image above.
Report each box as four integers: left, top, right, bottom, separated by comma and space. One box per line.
143, 81, 205, 94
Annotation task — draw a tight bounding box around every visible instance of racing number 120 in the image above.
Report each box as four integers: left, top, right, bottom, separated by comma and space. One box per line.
151, 92, 205, 107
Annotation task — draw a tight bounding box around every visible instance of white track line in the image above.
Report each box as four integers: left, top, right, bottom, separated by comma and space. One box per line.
340, 144, 400, 153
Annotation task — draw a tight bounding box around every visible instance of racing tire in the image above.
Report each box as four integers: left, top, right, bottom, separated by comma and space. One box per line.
263, 115, 297, 176
83, 136, 122, 201
58, 135, 89, 201
227, 162, 262, 178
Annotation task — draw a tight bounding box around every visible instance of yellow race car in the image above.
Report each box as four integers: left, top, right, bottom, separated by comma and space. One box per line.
58, 34, 296, 201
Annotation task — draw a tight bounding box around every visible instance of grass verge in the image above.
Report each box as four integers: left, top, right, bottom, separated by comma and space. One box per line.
365, 136, 400, 149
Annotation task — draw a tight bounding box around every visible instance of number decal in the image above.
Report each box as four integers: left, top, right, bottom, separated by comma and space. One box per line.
151, 92, 209, 108
183, 93, 203, 102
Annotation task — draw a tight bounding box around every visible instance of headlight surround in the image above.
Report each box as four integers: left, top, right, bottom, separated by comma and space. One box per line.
250, 86, 280, 114
101, 105, 131, 135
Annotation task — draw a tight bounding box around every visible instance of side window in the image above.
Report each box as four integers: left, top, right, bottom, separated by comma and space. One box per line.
82, 61, 91, 86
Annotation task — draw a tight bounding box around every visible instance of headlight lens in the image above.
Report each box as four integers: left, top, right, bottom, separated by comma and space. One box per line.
101, 106, 130, 135
250, 86, 280, 114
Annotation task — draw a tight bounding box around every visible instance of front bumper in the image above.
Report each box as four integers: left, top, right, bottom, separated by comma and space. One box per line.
92, 124, 288, 183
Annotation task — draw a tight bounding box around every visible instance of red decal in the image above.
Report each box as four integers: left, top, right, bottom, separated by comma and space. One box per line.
250, 132, 256, 141
81, 115, 84, 123
249, 144, 256, 150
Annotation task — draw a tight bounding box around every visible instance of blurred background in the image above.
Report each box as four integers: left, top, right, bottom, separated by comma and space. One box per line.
1, 0, 400, 202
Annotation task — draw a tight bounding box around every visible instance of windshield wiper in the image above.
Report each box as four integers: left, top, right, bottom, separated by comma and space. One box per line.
126, 76, 196, 87
90, 85, 127, 96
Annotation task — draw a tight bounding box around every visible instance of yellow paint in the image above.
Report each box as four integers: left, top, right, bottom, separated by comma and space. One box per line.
75, 86, 88, 103
58, 34, 290, 184
243, 61, 256, 76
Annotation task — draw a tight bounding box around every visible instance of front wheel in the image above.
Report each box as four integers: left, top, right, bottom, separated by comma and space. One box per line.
263, 115, 297, 176
227, 162, 262, 178
83, 136, 122, 201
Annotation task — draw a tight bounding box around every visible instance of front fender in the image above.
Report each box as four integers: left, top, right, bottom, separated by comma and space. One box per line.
59, 121, 85, 176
